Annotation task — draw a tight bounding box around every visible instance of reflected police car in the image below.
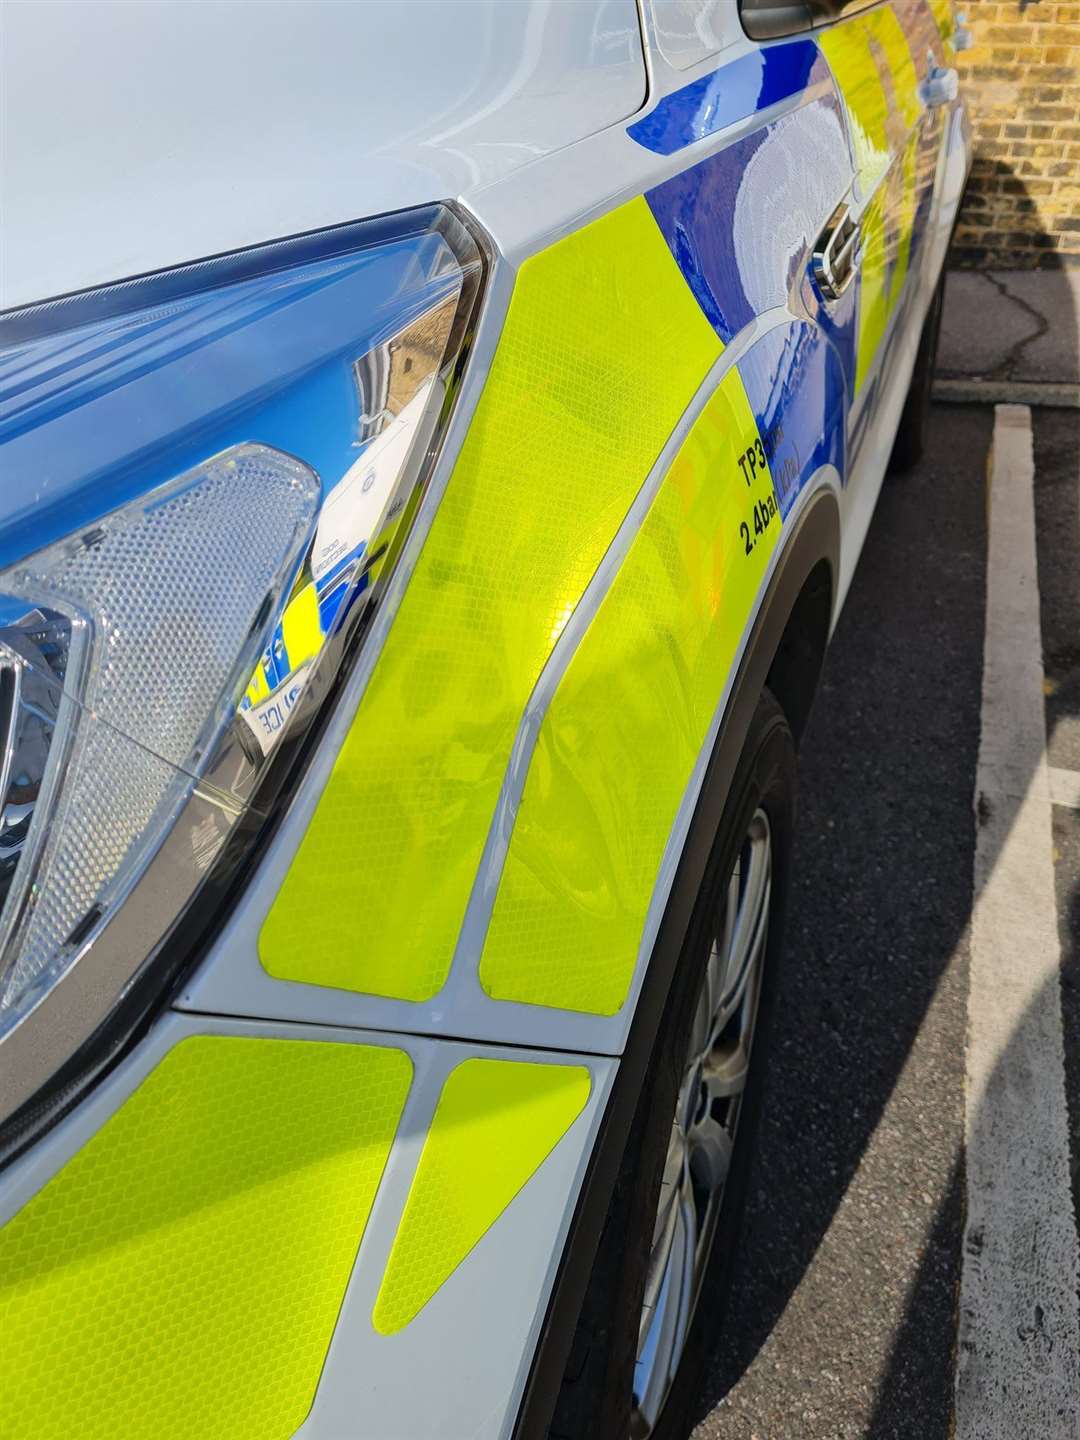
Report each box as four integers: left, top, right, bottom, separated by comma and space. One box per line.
0, 2, 970, 1437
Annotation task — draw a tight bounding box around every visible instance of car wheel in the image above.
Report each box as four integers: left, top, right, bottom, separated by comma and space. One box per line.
548, 688, 796, 1440
888, 268, 946, 475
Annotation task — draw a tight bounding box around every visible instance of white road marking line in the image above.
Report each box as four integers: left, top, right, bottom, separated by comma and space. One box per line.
956, 404, 1080, 1439
1049, 765, 1080, 811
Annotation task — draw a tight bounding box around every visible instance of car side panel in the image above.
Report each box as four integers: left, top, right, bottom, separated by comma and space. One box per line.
177, 35, 855, 1061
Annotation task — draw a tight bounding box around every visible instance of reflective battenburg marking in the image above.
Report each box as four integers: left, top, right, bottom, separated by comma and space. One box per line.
373, 1058, 590, 1333
479, 366, 779, 1015
260, 197, 722, 1002
0, 1036, 411, 1440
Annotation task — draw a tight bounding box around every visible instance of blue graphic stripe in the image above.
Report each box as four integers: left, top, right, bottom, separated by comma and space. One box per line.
644, 125, 767, 344
628, 40, 823, 155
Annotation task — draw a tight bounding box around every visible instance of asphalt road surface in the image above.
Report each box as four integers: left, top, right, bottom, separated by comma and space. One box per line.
689, 401, 1080, 1439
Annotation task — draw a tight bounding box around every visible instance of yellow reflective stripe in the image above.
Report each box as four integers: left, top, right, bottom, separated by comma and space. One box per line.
480, 367, 777, 1015
819, 4, 921, 393
819, 14, 894, 195
280, 579, 323, 671
855, 189, 890, 393
373, 1058, 590, 1334
855, 143, 920, 396
872, 5, 920, 129
260, 197, 723, 1002
0, 1036, 411, 1440
819, 5, 919, 196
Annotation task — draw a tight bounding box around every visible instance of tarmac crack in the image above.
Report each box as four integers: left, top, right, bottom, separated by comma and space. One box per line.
980, 272, 1051, 381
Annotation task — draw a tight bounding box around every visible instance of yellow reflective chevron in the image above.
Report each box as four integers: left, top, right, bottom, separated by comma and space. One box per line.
260, 197, 723, 1002
373, 1058, 590, 1333
0, 1036, 411, 1440
480, 366, 777, 1014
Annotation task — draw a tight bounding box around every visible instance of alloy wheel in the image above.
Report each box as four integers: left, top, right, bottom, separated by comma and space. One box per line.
631, 808, 773, 1437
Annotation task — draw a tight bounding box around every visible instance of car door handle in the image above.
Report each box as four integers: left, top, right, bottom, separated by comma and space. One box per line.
923, 64, 959, 107
952, 11, 974, 51
812, 202, 858, 302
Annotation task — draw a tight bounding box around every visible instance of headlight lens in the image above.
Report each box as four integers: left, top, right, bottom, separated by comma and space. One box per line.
0, 204, 485, 1130
0, 445, 320, 1028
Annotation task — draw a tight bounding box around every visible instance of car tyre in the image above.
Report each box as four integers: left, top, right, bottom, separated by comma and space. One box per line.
888, 269, 947, 475
547, 687, 796, 1440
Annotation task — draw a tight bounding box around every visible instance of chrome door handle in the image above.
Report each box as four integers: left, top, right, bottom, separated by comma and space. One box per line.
952, 11, 973, 51
812, 202, 858, 302
923, 64, 959, 107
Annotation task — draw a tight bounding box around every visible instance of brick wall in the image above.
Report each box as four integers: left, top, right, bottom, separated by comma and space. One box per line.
951, 0, 1080, 268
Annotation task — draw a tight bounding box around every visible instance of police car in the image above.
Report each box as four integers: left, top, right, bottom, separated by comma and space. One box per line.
0, 2, 971, 1436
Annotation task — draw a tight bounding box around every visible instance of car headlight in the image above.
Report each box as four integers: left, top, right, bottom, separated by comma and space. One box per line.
0, 205, 486, 1147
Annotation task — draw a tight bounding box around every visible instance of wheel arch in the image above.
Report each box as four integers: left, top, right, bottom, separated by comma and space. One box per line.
765, 554, 834, 745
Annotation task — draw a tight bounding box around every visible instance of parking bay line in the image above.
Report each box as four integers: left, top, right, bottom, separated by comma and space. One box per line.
956, 404, 1080, 1438
1049, 766, 1080, 811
